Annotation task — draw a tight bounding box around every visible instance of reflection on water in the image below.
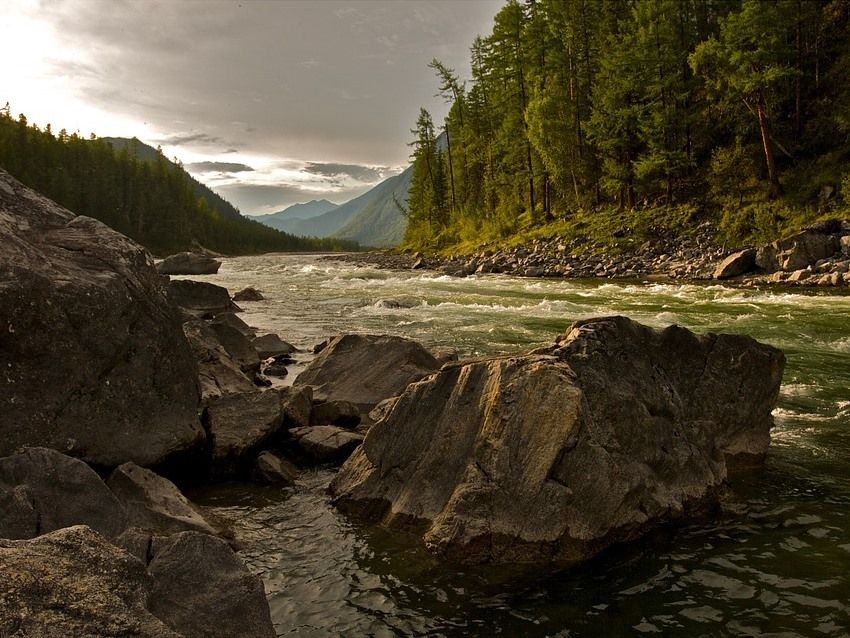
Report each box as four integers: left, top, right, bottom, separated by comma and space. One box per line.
187, 254, 850, 637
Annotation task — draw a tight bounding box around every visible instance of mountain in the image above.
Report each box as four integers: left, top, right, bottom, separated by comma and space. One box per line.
249, 199, 339, 229
102, 137, 243, 222
251, 167, 411, 247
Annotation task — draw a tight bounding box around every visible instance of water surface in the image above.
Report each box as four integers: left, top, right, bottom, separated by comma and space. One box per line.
190, 254, 850, 637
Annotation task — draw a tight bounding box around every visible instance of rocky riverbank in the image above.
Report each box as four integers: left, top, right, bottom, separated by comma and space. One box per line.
334, 219, 850, 289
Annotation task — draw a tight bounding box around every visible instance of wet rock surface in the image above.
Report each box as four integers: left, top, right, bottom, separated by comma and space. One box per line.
330, 316, 784, 565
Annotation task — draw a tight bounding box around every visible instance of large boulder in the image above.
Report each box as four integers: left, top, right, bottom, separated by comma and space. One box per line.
713, 248, 756, 279
107, 462, 219, 536
755, 229, 840, 272
204, 389, 285, 477
147, 532, 276, 638
167, 279, 241, 319
0, 525, 276, 638
156, 252, 221, 276
290, 426, 364, 464
208, 321, 260, 372
293, 334, 441, 413
0, 447, 127, 540
0, 169, 204, 467
330, 316, 784, 565
0, 526, 179, 638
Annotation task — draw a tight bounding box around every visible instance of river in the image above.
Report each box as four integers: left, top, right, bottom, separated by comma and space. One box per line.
186, 253, 850, 637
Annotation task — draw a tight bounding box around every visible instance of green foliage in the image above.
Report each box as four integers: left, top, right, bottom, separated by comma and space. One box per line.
404, 0, 850, 254
0, 112, 358, 255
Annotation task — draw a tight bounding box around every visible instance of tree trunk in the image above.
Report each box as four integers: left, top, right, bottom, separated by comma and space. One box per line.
756, 94, 782, 198
444, 126, 457, 215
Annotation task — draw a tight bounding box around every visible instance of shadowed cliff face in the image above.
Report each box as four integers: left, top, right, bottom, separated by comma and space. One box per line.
330, 316, 784, 566
0, 168, 203, 467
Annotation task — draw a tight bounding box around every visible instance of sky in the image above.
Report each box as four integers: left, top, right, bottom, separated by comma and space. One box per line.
1, 0, 501, 214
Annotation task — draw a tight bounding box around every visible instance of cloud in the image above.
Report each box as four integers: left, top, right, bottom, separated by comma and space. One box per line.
185, 161, 254, 173
302, 162, 388, 183
154, 132, 226, 146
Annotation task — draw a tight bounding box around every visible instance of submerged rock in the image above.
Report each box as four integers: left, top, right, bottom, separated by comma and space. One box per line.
232, 286, 264, 302
0, 169, 203, 467
294, 334, 441, 413
330, 316, 784, 565
157, 252, 221, 276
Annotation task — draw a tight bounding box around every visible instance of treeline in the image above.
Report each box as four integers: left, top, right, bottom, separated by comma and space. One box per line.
0, 110, 359, 255
406, 0, 850, 248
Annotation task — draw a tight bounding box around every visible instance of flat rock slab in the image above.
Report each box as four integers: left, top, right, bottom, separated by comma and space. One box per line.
330, 316, 784, 566
290, 426, 364, 464
294, 334, 441, 413
0, 169, 203, 467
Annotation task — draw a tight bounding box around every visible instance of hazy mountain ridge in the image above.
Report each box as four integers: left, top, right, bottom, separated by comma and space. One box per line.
250, 199, 339, 228
250, 166, 411, 247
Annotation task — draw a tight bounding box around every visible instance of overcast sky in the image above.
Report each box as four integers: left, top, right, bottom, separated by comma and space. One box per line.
2, 0, 501, 214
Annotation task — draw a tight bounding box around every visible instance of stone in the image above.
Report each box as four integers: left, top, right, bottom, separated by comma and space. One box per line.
713, 249, 756, 279
0, 447, 127, 540
0, 170, 203, 467
432, 348, 459, 366
167, 279, 241, 319
251, 451, 299, 486
210, 311, 255, 338
156, 252, 221, 276
147, 531, 276, 638
293, 334, 441, 413
290, 426, 364, 464
208, 321, 260, 372
231, 286, 264, 302
280, 385, 313, 429
330, 316, 784, 566
841, 235, 850, 257
787, 269, 811, 282
311, 400, 361, 428
367, 396, 399, 424
262, 353, 292, 377
204, 389, 285, 477
0, 526, 179, 638
774, 230, 839, 272
183, 319, 256, 402
107, 462, 219, 536
252, 333, 296, 358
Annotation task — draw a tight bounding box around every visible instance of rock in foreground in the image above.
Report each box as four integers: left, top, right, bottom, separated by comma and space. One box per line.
330, 316, 784, 565
0, 169, 203, 467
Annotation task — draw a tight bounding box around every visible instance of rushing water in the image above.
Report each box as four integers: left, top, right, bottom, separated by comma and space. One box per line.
188, 253, 850, 637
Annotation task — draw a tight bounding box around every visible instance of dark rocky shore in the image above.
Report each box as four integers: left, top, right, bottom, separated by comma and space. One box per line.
333, 219, 850, 289
1, 167, 788, 633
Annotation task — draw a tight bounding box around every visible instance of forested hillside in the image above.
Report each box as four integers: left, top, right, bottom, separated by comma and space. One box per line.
0, 111, 358, 255
406, 0, 850, 252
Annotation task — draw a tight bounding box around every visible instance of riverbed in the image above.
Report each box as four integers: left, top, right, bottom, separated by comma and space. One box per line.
189, 253, 850, 637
